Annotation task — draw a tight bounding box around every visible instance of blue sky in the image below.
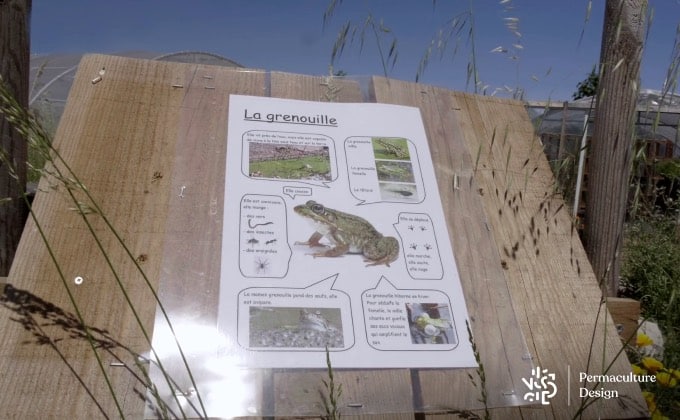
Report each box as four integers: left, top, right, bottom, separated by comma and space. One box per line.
31, 0, 680, 101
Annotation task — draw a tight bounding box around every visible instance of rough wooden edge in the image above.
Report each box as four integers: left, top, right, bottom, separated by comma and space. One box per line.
606, 298, 641, 344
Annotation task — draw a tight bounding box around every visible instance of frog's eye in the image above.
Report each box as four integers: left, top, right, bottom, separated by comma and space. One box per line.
311, 203, 324, 214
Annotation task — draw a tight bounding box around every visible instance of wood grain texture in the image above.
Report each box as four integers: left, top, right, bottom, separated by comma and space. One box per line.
0, 0, 31, 275
447, 90, 645, 418
371, 77, 646, 419
606, 298, 640, 344
147, 60, 268, 418
1, 54, 191, 419
370, 77, 531, 415
269, 71, 415, 418
0, 55, 648, 419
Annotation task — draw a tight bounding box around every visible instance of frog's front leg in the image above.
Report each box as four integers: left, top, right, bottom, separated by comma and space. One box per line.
311, 243, 350, 258
295, 231, 327, 248
308, 230, 350, 258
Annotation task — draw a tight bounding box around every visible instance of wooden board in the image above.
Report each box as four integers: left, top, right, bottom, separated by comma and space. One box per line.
607, 298, 641, 344
0, 55, 648, 419
437, 88, 646, 419
268, 71, 415, 419
369, 77, 532, 413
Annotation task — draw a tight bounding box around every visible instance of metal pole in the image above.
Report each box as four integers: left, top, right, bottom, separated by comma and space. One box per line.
573, 113, 590, 218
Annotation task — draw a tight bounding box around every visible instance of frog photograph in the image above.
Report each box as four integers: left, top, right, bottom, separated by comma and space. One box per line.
372, 137, 410, 160
406, 303, 455, 345
372, 137, 420, 202
248, 306, 344, 348
248, 142, 331, 181
293, 200, 400, 267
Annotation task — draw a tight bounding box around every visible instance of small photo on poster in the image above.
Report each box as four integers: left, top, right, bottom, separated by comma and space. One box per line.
248, 306, 344, 349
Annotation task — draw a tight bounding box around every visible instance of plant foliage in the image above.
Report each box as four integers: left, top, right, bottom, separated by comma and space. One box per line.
573, 66, 599, 100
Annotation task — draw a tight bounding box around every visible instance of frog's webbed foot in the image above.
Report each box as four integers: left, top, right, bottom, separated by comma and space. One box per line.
364, 256, 393, 267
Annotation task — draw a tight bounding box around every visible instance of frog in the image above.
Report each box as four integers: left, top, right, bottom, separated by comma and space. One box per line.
298, 309, 336, 332
294, 200, 399, 267
375, 138, 410, 159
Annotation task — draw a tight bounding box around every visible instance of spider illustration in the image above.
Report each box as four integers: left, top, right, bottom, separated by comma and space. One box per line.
254, 257, 270, 274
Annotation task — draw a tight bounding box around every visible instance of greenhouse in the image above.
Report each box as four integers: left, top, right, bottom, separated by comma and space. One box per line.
29, 51, 243, 131
527, 91, 680, 218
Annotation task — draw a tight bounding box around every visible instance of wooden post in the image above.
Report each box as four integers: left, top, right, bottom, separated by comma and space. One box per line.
558, 101, 568, 162
0, 0, 31, 276
585, 0, 647, 296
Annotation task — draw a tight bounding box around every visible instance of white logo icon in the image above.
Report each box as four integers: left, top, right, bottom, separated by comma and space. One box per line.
522, 366, 557, 405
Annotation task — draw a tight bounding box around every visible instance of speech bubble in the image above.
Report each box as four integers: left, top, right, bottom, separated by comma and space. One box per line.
362, 277, 458, 351
345, 136, 425, 205
282, 185, 312, 200
242, 130, 337, 187
237, 275, 354, 351
239, 194, 292, 278
393, 213, 444, 280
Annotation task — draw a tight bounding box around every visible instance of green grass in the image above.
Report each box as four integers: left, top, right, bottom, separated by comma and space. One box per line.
321, 346, 343, 420
656, 159, 680, 179
250, 156, 331, 180
621, 217, 680, 364
620, 215, 680, 418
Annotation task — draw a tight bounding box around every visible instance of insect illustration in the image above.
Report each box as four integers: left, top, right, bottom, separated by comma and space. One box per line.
254, 257, 270, 274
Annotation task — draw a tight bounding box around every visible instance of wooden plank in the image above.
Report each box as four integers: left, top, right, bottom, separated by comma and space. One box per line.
158, 55, 266, 324
424, 406, 551, 420
0, 54, 190, 418
0, 54, 649, 418
0, 55, 268, 419
147, 60, 269, 417
271, 71, 365, 103
606, 297, 640, 344
370, 77, 530, 414
371, 78, 648, 418
269, 71, 414, 419
454, 92, 647, 419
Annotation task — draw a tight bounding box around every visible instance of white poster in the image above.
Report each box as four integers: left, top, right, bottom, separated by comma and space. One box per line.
217, 94, 476, 368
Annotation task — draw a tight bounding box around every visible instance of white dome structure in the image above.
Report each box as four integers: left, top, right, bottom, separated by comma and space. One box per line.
29, 51, 244, 131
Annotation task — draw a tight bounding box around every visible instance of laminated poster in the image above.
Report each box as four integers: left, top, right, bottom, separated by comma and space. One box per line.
218, 94, 476, 368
